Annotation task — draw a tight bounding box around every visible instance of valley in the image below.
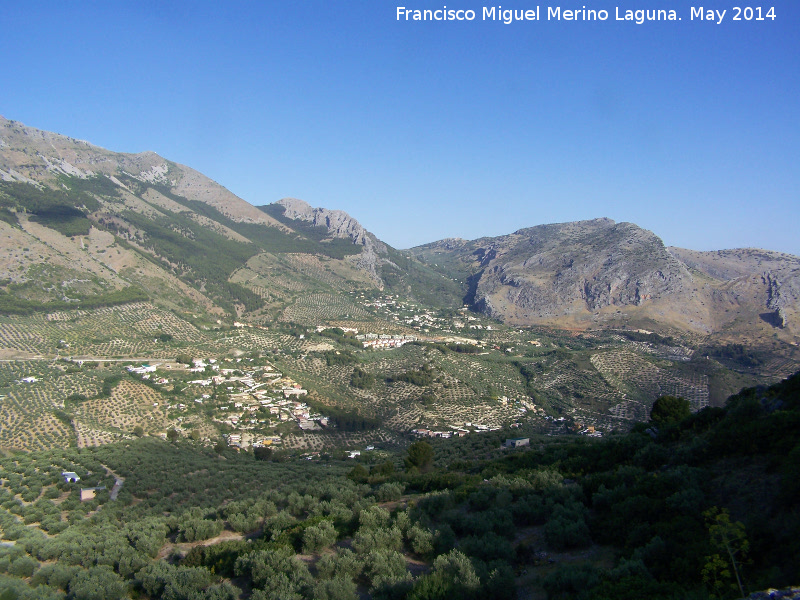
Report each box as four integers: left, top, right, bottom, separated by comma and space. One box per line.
0, 117, 798, 599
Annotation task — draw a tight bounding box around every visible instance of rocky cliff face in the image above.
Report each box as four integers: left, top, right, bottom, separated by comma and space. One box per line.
669, 247, 800, 332
275, 197, 388, 283
414, 220, 800, 340
276, 198, 383, 250
465, 219, 696, 320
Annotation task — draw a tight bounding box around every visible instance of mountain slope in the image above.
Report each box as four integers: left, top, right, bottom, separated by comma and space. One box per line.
258, 198, 465, 308
0, 118, 402, 319
0, 117, 283, 228
3, 116, 797, 344
412, 219, 800, 343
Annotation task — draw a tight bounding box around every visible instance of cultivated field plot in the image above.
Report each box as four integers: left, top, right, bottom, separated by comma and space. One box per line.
0, 355, 180, 451
280, 343, 523, 434
0, 360, 61, 389
217, 328, 306, 353
234, 251, 376, 310
0, 303, 208, 358
282, 429, 400, 451
326, 320, 417, 336
281, 293, 374, 325
376, 353, 518, 430
591, 349, 709, 414
359, 343, 431, 373
73, 379, 169, 445
0, 391, 74, 451
72, 420, 122, 448
523, 352, 627, 417
417, 393, 516, 431
0, 362, 104, 450
290, 356, 352, 383
607, 398, 650, 423
380, 371, 507, 432
434, 353, 529, 400
280, 254, 366, 291
383, 402, 425, 431
760, 356, 800, 380
0, 320, 47, 355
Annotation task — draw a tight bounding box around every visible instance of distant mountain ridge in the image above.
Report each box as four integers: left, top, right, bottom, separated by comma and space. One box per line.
412, 219, 799, 344
1, 116, 797, 345
0, 117, 283, 229
0, 117, 461, 320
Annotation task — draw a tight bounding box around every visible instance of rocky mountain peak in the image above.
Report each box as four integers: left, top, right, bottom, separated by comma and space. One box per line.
274, 197, 386, 254
273, 198, 388, 284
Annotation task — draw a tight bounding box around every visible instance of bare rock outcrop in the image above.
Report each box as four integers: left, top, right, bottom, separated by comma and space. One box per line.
275, 197, 388, 283
470, 219, 696, 321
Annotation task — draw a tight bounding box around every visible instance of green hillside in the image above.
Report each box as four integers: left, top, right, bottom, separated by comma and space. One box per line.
1, 372, 797, 599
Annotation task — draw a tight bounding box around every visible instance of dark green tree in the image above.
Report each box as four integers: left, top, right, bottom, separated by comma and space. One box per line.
254, 447, 273, 461
346, 464, 369, 483
175, 353, 194, 365
350, 367, 375, 389
404, 441, 434, 472
302, 520, 338, 554
68, 566, 127, 600
650, 396, 691, 425
408, 550, 480, 600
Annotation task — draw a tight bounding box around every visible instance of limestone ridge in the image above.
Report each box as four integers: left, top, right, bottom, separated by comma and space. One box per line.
413, 220, 800, 339
669, 247, 800, 331
275, 197, 389, 283
471, 218, 694, 317
0, 116, 282, 229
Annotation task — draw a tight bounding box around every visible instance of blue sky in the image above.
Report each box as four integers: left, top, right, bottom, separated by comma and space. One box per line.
2, 1, 798, 254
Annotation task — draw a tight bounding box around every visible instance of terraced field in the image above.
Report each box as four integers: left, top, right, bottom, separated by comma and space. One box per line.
760, 356, 800, 379
282, 429, 398, 451
281, 344, 523, 437
281, 293, 374, 325
591, 349, 710, 415
0, 361, 84, 450
218, 328, 306, 353
0, 320, 49, 355
280, 254, 366, 291
0, 303, 208, 359
73, 380, 169, 445
232, 252, 377, 315
0, 393, 74, 451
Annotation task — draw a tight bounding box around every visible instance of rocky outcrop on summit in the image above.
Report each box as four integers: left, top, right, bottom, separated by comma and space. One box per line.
414, 222, 800, 338
469, 218, 696, 321
276, 198, 386, 252
275, 198, 388, 283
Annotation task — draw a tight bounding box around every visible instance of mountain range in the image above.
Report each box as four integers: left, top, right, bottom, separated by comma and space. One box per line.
1, 116, 797, 348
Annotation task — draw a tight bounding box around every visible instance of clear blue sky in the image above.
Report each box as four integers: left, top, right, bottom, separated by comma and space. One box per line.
2, 1, 798, 254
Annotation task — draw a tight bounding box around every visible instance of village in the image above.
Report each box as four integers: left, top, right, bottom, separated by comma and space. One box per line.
355, 292, 497, 335
126, 357, 325, 450
122, 353, 554, 453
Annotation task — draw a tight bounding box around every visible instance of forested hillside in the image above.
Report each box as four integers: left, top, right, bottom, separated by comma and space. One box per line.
1, 372, 798, 599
